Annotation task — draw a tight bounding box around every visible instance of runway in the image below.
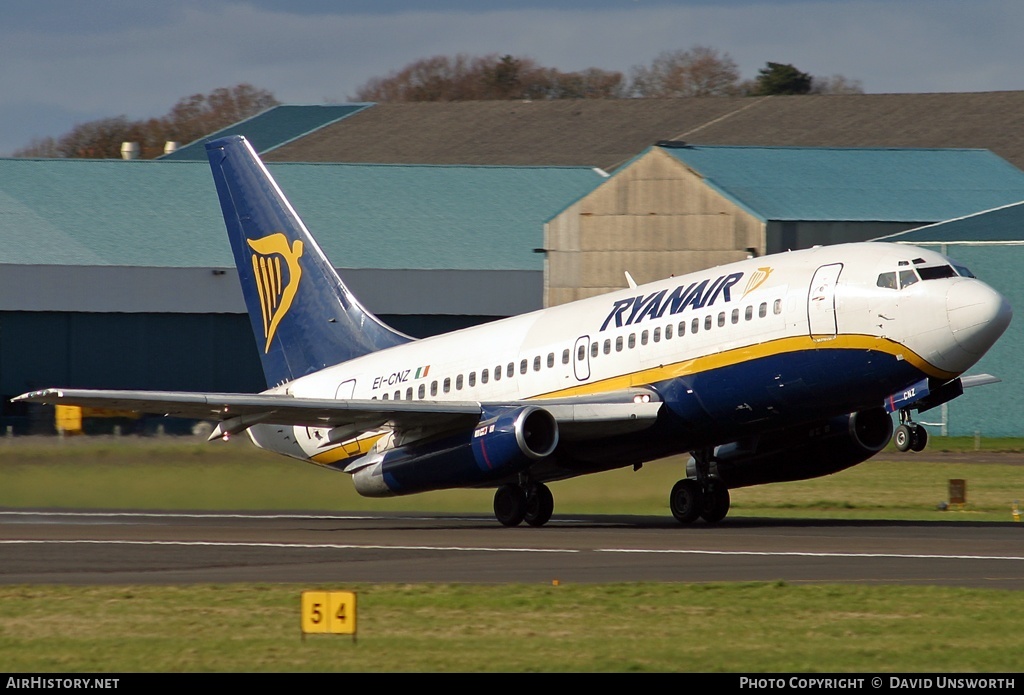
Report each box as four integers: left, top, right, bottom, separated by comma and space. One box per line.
2, 509, 1023, 588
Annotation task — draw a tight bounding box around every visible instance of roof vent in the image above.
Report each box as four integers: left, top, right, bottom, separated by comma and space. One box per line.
120, 142, 140, 160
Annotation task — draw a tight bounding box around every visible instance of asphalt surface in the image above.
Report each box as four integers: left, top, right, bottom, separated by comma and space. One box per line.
2, 509, 1023, 588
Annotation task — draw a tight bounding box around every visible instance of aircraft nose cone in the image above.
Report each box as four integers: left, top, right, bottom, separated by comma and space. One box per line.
946, 280, 1012, 356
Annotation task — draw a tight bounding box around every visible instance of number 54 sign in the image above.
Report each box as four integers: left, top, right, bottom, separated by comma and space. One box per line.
301, 591, 357, 639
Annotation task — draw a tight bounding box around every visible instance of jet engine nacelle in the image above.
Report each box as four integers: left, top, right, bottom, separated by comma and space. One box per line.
690, 407, 893, 489
352, 405, 558, 497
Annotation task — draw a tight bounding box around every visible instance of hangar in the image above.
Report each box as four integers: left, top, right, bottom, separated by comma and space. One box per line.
543, 143, 1024, 305
0, 155, 604, 431
6, 97, 1024, 434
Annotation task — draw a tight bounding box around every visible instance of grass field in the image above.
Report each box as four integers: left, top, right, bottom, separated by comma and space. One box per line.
1, 435, 1022, 673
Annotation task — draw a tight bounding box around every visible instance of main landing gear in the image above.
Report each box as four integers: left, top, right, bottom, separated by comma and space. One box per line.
493, 481, 554, 527
670, 448, 731, 525
893, 409, 928, 452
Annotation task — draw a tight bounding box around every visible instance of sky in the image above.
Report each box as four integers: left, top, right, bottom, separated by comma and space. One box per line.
2, 0, 1023, 156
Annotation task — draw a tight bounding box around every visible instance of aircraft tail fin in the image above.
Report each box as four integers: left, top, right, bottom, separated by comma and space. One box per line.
206, 135, 411, 387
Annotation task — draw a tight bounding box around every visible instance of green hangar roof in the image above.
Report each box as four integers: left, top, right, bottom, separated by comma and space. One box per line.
160, 104, 373, 161
879, 200, 1024, 243
659, 145, 1024, 223
0, 157, 606, 271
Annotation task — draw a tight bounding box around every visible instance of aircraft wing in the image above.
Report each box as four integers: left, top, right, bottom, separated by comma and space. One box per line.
13, 387, 662, 442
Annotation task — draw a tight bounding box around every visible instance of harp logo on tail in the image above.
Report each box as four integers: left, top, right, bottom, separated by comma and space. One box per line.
247, 233, 304, 353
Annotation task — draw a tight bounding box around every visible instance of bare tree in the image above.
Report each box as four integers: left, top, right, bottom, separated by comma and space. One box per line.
810, 74, 865, 95
630, 46, 741, 97
13, 84, 279, 158
352, 54, 625, 101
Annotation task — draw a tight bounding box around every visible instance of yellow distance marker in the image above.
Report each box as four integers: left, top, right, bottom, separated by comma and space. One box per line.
301, 591, 357, 640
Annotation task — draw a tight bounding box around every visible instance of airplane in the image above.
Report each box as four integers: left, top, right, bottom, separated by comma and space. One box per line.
14, 135, 1013, 527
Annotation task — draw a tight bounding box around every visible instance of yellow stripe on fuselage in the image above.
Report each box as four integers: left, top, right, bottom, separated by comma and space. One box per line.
534, 334, 953, 401
304, 334, 950, 465
310, 433, 385, 465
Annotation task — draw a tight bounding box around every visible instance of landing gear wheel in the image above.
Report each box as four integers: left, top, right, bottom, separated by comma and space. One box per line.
493, 484, 527, 527
894, 424, 913, 452
524, 483, 554, 527
700, 482, 731, 524
670, 478, 704, 524
910, 424, 928, 452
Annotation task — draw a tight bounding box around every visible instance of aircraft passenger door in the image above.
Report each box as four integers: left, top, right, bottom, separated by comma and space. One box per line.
808, 263, 843, 340
573, 335, 591, 381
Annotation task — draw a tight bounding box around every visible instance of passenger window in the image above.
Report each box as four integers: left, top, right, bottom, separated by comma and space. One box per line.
731, 308, 739, 324
380, 393, 387, 400
494, 366, 501, 381
469, 372, 477, 387
562, 349, 570, 365
394, 390, 401, 400
480, 369, 488, 384
533, 356, 541, 371
665, 324, 673, 339
773, 299, 782, 314
679, 321, 686, 336
507, 363, 514, 378
418, 384, 425, 399
615, 336, 623, 352
591, 342, 598, 358
520, 359, 528, 374
718, 312, 725, 327
547, 352, 554, 368
691, 318, 699, 334
406, 387, 413, 400
603, 339, 611, 355
759, 302, 767, 318
430, 381, 438, 396
578, 344, 586, 361
443, 377, 451, 393
653, 327, 661, 342
456, 375, 463, 390
628, 334, 637, 349
745, 305, 753, 321
704, 315, 712, 331
640, 331, 647, 346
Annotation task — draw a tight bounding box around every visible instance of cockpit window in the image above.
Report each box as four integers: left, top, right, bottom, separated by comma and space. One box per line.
876, 272, 897, 289
918, 265, 958, 281
952, 263, 976, 279
899, 269, 919, 289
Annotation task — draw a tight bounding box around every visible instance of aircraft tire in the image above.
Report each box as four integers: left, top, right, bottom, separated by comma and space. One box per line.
670, 478, 704, 524
910, 425, 928, 452
524, 483, 554, 527
894, 424, 913, 452
700, 482, 731, 524
493, 484, 527, 527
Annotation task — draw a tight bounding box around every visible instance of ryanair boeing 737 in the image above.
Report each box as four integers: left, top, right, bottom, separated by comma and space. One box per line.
15, 136, 1013, 526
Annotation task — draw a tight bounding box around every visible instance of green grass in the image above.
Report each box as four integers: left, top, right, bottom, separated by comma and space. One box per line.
2, 583, 1023, 672
0, 435, 1021, 521
2, 435, 1022, 673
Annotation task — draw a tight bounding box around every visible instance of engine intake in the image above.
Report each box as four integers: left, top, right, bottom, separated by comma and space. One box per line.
352, 405, 558, 497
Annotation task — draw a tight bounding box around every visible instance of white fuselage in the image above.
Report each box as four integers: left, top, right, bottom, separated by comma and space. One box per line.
249, 242, 1010, 471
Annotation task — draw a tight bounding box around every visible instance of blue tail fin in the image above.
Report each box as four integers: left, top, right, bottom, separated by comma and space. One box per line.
206, 135, 411, 387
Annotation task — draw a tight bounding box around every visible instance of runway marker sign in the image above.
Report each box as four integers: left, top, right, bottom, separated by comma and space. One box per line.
301, 590, 357, 641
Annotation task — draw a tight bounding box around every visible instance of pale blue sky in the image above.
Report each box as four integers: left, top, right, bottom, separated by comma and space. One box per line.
3, 0, 1022, 155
